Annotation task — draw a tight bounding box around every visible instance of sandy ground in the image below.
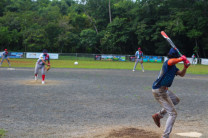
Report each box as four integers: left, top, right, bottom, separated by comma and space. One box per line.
0, 67, 208, 138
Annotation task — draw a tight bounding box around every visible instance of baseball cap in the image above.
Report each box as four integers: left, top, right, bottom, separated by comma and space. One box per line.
138, 47, 141, 50
4, 49, 7, 51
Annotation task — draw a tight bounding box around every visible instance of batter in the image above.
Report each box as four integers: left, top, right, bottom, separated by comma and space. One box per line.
152, 48, 190, 138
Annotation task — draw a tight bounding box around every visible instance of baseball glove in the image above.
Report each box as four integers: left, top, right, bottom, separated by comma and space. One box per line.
46, 66, 51, 71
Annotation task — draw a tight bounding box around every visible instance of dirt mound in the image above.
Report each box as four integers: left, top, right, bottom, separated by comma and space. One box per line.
18, 80, 63, 85
98, 127, 160, 138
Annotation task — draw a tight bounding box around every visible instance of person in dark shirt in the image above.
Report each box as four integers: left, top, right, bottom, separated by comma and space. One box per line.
151, 48, 190, 138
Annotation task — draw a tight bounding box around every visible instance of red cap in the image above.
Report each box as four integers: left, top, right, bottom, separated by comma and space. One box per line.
138, 47, 141, 50
4, 49, 7, 51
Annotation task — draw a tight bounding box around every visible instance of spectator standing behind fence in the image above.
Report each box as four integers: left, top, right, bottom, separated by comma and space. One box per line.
133, 47, 144, 72
0, 49, 11, 67
192, 54, 196, 65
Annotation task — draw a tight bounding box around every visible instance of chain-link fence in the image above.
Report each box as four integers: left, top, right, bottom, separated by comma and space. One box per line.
3, 52, 205, 64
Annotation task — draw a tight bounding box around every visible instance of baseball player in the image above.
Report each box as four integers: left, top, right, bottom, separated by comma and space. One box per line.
133, 47, 144, 72
34, 49, 50, 84
0, 49, 11, 67
151, 48, 190, 138
192, 54, 196, 65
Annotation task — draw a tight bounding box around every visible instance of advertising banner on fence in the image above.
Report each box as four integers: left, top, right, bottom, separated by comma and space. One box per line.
101, 55, 126, 61
26, 53, 59, 59
143, 56, 162, 63
130, 56, 162, 62
95, 55, 101, 60
201, 58, 208, 65
0, 52, 23, 58
164, 57, 198, 64
10, 52, 24, 58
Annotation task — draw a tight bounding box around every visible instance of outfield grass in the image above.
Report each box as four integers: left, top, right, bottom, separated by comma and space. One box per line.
1, 58, 207, 74
0, 129, 7, 138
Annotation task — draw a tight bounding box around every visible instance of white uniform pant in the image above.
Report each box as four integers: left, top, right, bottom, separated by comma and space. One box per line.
34, 63, 45, 75
1, 57, 10, 65
152, 88, 180, 138
133, 59, 144, 71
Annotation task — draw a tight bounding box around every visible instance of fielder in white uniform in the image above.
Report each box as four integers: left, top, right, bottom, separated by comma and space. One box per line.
34, 49, 50, 84
152, 48, 190, 138
0, 49, 11, 67
133, 47, 144, 72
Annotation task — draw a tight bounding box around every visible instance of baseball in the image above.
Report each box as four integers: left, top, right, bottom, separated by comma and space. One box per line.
74, 61, 78, 65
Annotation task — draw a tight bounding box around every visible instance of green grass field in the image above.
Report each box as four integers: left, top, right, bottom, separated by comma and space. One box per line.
1, 58, 208, 74
0, 129, 6, 138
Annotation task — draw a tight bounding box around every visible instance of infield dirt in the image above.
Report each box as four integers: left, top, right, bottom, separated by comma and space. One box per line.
0, 68, 207, 138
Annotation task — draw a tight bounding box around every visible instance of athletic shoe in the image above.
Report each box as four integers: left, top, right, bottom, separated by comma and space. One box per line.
42, 81, 45, 84
35, 76, 38, 81
142, 69, 144, 72
152, 113, 160, 127
132, 70, 135, 72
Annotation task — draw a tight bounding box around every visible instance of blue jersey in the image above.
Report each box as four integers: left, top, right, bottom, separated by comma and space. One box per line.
135, 51, 143, 59
152, 59, 179, 89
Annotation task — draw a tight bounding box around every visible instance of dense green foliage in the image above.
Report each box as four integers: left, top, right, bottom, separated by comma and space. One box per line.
0, 0, 208, 57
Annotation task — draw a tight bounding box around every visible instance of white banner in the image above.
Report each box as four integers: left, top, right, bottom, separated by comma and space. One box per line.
164, 57, 197, 64
190, 58, 198, 65
26, 52, 59, 59
164, 56, 168, 62
201, 58, 208, 65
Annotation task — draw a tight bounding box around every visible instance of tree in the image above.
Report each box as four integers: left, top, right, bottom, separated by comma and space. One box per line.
80, 29, 100, 53
23, 26, 49, 52
101, 17, 132, 54
0, 27, 12, 50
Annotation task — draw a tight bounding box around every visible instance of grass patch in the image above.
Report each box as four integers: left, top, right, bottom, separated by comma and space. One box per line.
0, 129, 7, 138
1, 58, 207, 74
59, 55, 94, 60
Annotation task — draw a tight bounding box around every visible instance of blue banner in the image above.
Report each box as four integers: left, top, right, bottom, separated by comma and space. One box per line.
130, 56, 162, 63
144, 56, 162, 63
10, 52, 24, 58
101, 55, 126, 61
0, 52, 24, 58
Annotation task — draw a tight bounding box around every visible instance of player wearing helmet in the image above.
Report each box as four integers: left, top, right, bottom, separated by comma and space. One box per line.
151, 48, 190, 138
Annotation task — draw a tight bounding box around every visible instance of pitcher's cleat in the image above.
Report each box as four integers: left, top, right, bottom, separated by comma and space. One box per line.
152, 113, 160, 127
132, 70, 135, 72
35, 76, 38, 81
42, 81, 45, 84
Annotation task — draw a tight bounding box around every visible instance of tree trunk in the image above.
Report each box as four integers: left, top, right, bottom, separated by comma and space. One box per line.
109, 0, 112, 23
87, 13, 99, 34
